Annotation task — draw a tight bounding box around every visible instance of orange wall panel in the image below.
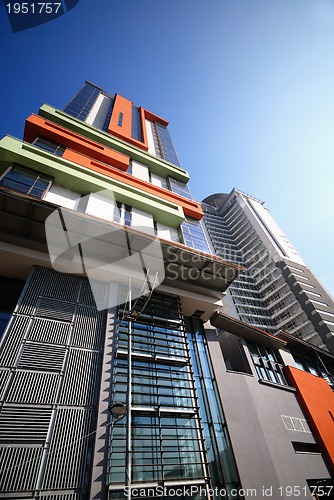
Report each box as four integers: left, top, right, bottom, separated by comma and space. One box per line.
285, 366, 334, 474
24, 115, 130, 172
107, 94, 148, 151
62, 149, 203, 220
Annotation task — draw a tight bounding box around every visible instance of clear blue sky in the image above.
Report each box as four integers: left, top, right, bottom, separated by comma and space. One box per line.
1, 0, 333, 297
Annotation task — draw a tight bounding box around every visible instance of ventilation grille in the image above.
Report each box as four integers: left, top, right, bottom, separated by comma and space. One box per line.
0, 315, 29, 366
282, 415, 311, 433
6, 370, 59, 404
28, 318, 71, 345
72, 306, 104, 349
60, 350, 101, 406
36, 298, 75, 322
0, 446, 42, 492
0, 406, 52, 444
18, 342, 66, 371
43, 272, 81, 303
18, 266, 48, 315
42, 408, 93, 489
0, 368, 10, 398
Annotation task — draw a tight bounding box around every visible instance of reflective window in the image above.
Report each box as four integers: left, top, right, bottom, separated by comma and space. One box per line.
131, 106, 142, 142
0, 165, 53, 199
155, 123, 181, 167
33, 137, 65, 156
108, 293, 207, 489
102, 98, 114, 131
63, 82, 99, 121
248, 342, 288, 385
180, 218, 211, 253
169, 178, 192, 199
114, 202, 132, 227
118, 112, 124, 127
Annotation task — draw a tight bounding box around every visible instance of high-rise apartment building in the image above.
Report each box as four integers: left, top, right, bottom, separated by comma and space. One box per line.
0, 83, 333, 499
202, 190, 334, 353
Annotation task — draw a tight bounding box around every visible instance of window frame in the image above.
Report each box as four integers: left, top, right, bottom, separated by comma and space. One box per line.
0, 164, 53, 199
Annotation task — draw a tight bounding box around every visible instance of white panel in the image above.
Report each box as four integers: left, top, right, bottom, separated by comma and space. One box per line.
131, 208, 154, 234
157, 223, 179, 242
86, 94, 111, 129
86, 193, 115, 222
44, 185, 81, 210
150, 172, 168, 190
132, 161, 150, 182
145, 119, 157, 156
246, 196, 305, 265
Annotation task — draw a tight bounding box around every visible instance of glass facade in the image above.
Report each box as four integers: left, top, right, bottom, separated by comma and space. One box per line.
131, 106, 142, 142
108, 292, 241, 500
169, 177, 192, 199
103, 98, 115, 132
63, 82, 100, 121
155, 123, 181, 167
0, 165, 52, 199
181, 218, 211, 254
186, 318, 243, 500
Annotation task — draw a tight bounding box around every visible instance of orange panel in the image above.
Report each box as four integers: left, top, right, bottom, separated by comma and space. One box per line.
107, 94, 148, 151
24, 115, 130, 171
285, 366, 334, 474
62, 149, 203, 220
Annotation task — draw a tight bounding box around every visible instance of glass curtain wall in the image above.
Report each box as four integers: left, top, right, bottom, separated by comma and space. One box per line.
108, 292, 209, 499
108, 293, 242, 500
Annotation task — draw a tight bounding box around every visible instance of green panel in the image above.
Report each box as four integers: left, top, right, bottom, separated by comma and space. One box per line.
0, 136, 185, 227
38, 104, 190, 183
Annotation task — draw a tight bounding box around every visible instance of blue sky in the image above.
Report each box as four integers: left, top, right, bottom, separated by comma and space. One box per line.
0, 0, 333, 297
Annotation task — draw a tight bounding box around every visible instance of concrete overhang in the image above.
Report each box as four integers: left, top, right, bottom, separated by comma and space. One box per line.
0, 191, 243, 295
276, 330, 334, 368
210, 312, 287, 350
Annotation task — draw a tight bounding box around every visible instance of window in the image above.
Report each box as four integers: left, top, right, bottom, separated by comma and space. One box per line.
180, 218, 211, 253
131, 105, 142, 141
155, 122, 181, 167
248, 342, 288, 385
114, 201, 132, 227
118, 112, 124, 127
63, 82, 100, 121
168, 178, 192, 199
293, 355, 334, 386
0, 165, 53, 199
33, 137, 65, 156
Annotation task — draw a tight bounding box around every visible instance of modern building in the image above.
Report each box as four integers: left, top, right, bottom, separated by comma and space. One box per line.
202, 190, 334, 353
0, 82, 333, 500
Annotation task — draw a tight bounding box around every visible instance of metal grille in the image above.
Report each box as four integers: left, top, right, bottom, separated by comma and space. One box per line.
0, 447, 42, 492
0, 368, 10, 398
60, 349, 101, 406
72, 306, 104, 349
0, 267, 106, 497
28, 317, 71, 345
0, 315, 30, 366
18, 266, 48, 315
42, 408, 94, 489
36, 298, 75, 322
0, 406, 52, 444
43, 271, 81, 303
6, 370, 60, 404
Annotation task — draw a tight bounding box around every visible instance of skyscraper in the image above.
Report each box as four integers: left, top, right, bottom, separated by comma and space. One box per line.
202, 189, 334, 353
0, 83, 333, 500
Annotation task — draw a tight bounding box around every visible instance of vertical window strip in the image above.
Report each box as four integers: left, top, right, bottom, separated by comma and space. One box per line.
131, 105, 142, 142
63, 83, 100, 121
155, 122, 181, 167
